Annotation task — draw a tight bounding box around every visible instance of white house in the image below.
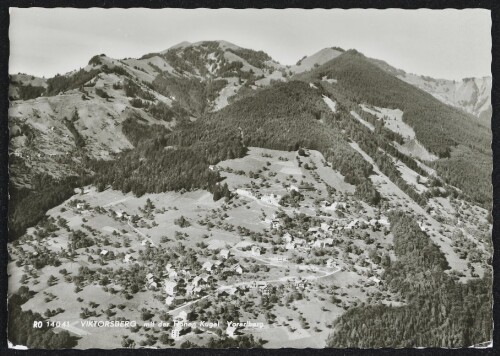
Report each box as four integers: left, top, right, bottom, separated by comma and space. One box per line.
326, 258, 335, 268
192, 276, 206, 287
369, 276, 381, 285
165, 263, 173, 272
115, 210, 128, 219
320, 222, 333, 232
165, 296, 174, 306
311, 240, 322, 248
285, 242, 296, 250
226, 325, 237, 338
323, 237, 334, 247
76, 203, 85, 210
270, 219, 281, 229
168, 270, 178, 280
202, 261, 213, 272
186, 285, 201, 297
294, 238, 306, 246
164, 281, 177, 296
295, 280, 306, 289
214, 260, 223, 268
220, 249, 230, 259
123, 254, 133, 263
233, 264, 243, 275
251, 246, 262, 256
100, 249, 109, 256
283, 233, 293, 243
171, 326, 182, 340
287, 184, 299, 192
146, 273, 154, 282
259, 284, 271, 295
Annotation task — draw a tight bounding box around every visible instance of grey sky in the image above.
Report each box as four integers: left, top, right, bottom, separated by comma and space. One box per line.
9, 8, 491, 80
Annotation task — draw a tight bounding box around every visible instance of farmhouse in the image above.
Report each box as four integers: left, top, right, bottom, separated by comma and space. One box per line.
165, 296, 174, 306
318, 237, 334, 247
233, 264, 243, 275
270, 219, 281, 229
123, 254, 134, 263
164, 281, 177, 296
202, 261, 214, 272
185, 285, 202, 297
320, 222, 334, 232
259, 284, 271, 295
294, 280, 306, 289
226, 325, 237, 338
311, 240, 323, 248
115, 209, 128, 219
299, 185, 315, 191
251, 245, 262, 256
168, 270, 178, 280
220, 249, 231, 259
369, 276, 382, 285
192, 276, 207, 287
171, 327, 182, 340
294, 238, 306, 246
283, 233, 293, 243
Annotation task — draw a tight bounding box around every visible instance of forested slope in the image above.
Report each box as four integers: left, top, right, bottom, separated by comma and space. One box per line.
90, 81, 382, 204
296, 51, 492, 206
327, 212, 492, 348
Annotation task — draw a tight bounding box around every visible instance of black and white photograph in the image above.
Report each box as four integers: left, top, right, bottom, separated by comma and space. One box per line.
5, 6, 494, 349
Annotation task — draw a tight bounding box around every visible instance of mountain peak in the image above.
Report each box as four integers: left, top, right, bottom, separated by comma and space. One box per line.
291, 47, 344, 73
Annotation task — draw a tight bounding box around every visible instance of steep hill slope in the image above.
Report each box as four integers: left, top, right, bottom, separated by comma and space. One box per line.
294, 50, 491, 206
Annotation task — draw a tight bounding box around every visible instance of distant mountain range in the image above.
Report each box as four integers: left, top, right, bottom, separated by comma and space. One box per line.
10, 40, 491, 119
369, 57, 491, 121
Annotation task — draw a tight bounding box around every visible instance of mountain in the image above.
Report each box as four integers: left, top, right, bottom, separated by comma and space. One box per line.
290, 47, 344, 73
7, 41, 492, 349
294, 49, 491, 205
8, 42, 492, 238
369, 57, 492, 121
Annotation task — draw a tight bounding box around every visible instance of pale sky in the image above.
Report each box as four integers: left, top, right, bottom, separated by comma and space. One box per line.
9, 8, 491, 80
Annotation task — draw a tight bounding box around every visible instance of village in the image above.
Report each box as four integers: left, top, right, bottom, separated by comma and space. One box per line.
7, 147, 490, 348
